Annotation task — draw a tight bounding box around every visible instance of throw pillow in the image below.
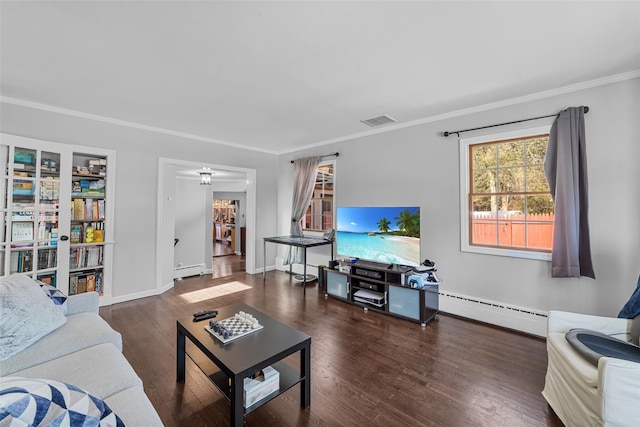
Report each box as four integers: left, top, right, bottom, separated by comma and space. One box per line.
618, 274, 640, 319
0, 274, 67, 361
37, 280, 68, 315
0, 377, 125, 427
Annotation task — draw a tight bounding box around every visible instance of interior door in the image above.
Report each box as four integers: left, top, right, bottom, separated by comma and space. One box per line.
0, 135, 72, 291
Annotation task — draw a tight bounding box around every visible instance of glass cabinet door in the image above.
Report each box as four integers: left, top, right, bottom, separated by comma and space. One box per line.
0, 142, 69, 288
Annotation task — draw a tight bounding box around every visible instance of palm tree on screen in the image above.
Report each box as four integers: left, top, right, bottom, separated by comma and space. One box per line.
377, 218, 391, 233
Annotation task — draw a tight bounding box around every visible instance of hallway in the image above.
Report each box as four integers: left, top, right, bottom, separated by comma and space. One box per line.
212, 240, 235, 257
211, 241, 245, 278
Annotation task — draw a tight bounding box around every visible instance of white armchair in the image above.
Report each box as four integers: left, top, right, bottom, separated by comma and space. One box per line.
542, 310, 640, 426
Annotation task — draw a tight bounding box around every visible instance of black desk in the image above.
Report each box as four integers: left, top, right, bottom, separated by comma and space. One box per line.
263, 235, 334, 294
177, 303, 311, 427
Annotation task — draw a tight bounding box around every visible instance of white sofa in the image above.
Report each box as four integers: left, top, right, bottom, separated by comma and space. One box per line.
0, 275, 163, 426
542, 310, 640, 426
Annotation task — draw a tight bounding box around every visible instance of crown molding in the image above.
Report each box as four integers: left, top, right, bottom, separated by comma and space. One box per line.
3, 70, 638, 155
0, 96, 278, 155
282, 69, 640, 153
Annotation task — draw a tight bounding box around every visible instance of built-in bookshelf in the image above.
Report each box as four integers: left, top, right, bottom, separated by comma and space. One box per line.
1, 134, 114, 304
69, 154, 107, 296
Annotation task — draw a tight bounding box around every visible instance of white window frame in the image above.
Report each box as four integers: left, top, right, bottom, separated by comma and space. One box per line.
302, 159, 336, 236
459, 125, 552, 261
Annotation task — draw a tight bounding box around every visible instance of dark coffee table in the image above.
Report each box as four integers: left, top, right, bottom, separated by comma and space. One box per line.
176, 303, 311, 426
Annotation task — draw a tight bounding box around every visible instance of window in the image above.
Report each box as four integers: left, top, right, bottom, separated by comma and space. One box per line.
302, 161, 334, 232
460, 126, 554, 260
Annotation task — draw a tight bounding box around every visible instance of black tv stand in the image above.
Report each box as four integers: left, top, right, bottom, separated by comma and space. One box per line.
324, 259, 439, 326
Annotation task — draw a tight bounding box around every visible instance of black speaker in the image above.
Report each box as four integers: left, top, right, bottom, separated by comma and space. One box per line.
328, 260, 338, 270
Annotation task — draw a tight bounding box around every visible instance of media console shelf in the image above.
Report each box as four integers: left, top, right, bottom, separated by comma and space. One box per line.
324, 260, 439, 327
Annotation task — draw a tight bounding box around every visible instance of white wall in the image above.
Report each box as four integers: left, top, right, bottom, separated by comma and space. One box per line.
0, 103, 280, 301
279, 78, 640, 321
159, 162, 177, 291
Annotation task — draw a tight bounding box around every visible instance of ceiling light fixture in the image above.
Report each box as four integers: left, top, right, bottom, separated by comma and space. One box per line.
198, 168, 213, 185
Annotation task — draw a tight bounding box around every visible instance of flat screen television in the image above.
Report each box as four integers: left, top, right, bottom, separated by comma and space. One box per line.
336, 206, 421, 267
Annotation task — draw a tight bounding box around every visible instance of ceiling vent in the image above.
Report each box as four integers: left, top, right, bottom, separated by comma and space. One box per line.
360, 114, 397, 127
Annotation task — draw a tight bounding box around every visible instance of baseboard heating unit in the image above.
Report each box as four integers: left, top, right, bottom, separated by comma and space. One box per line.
174, 263, 204, 279
438, 290, 548, 337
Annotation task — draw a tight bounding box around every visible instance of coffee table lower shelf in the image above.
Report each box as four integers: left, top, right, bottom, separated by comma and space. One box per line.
187, 349, 303, 415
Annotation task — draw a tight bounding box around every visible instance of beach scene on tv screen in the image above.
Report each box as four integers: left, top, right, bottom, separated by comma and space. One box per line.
336, 206, 420, 267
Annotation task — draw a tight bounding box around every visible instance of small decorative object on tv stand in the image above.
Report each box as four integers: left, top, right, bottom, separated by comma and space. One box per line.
324, 260, 439, 327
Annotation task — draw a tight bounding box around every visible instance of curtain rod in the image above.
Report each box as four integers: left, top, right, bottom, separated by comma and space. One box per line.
443, 106, 589, 137
291, 152, 339, 163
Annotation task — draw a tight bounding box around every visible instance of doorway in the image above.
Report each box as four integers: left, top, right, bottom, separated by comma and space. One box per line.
156, 158, 256, 290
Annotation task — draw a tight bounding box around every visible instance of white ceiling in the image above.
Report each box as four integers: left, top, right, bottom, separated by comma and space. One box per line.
1, 1, 639, 155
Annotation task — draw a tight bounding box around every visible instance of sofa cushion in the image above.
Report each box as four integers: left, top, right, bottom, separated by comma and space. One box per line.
0, 376, 124, 427
66, 291, 99, 315
0, 274, 67, 361
12, 343, 142, 400
548, 332, 599, 388
104, 386, 164, 427
0, 312, 122, 376
38, 280, 68, 315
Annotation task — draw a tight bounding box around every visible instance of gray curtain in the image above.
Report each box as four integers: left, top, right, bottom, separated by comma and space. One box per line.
283, 156, 320, 265
544, 106, 595, 278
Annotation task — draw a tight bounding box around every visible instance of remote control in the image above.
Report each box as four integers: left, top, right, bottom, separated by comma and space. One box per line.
193, 311, 218, 322
193, 310, 217, 318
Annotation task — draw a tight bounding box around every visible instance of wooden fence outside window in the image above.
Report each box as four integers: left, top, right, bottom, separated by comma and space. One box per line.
471, 212, 554, 250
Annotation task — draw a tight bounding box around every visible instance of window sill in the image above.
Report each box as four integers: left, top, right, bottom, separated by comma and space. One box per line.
461, 244, 551, 261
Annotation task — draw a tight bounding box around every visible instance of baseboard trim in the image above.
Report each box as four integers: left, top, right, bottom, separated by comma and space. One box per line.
438, 290, 548, 337
108, 281, 174, 305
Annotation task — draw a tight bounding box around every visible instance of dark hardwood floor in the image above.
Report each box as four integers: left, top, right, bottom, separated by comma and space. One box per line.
100, 256, 562, 426
212, 241, 235, 258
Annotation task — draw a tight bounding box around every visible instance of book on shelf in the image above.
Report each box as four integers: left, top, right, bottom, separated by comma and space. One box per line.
86, 274, 96, 292
72, 181, 82, 196
14, 150, 35, 164
72, 199, 105, 221
89, 179, 105, 190
95, 272, 103, 294
69, 275, 78, 295
37, 248, 57, 270
11, 222, 33, 242
10, 250, 33, 273
92, 229, 103, 243
50, 228, 58, 246
39, 179, 60, 200
70, 224, 83, 244
70, 246, 104, 269
74, 199, 85, 220
81, 189, 105, 197
13, 180, 35, 196
85, 198, 93, 220
38, 274, 56, 287
12, 211, 35, 221
78, 276, 87, 294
